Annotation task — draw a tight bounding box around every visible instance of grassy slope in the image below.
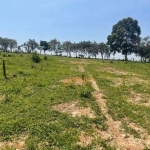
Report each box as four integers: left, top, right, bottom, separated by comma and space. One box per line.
0, 53, 150, 149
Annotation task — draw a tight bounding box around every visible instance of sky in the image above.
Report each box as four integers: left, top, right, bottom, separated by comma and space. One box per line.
0, 0, 150, 46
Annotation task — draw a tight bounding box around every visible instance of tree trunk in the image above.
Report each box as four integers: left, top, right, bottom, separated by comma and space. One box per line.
125, 53, 128, 63
101, 53, 104, 60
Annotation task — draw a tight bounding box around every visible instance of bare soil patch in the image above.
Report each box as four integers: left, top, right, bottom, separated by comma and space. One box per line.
0, 135, 28, 150
77, 131, 93, 147
60, 76, 89, 85
78, 66, 85, 72
128, 91, 150, 106
101, 67, 137, 76
59, 60, 65, 62
70, 60, 90, 65
70, 65, 85, 72
107, 76, 147, 87
90, 76, 150, 149
52, 101, 96, 118
124, 117, 150, 140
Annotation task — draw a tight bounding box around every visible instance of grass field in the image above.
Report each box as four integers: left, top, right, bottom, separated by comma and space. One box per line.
0, 52, 150, 150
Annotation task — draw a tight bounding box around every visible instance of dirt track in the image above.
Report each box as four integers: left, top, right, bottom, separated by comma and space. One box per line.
90, 76, 150, 149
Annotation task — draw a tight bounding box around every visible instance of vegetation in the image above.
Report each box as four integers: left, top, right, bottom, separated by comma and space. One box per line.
107, 17, 141, 61
32, 52, 41, 63
0, 52, 150, 149
0, 17, 150, 149
0, 17, 150, 62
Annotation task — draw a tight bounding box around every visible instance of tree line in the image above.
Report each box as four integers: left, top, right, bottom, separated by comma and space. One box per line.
0, 17, 150, 62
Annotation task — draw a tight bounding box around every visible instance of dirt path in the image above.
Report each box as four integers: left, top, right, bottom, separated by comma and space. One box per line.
89, 76, 150, 150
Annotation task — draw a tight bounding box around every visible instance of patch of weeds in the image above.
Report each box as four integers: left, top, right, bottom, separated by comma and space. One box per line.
80, 91, 92, 98
37, 82, 45, 87
18, 70, 27, 76
81, 73, 85, 80
92, 118, 108, 131
139, 99, 148, 103
66, 84, 76, 91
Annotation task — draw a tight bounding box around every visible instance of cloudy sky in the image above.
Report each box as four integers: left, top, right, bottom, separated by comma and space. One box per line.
0, 0, 150, 45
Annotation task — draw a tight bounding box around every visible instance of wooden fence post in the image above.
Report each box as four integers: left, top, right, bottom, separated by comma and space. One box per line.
3, 60, 6, 78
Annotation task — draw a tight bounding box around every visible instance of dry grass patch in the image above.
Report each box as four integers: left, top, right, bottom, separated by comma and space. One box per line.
78, 66, 85, 72
124, 117, 150, 139
60, 76, 89, 85
77, 131, 93, 147
52, 101, 96, 118
100, 67, 138, 76
107, 76, 147, 87
70, 60, 90, 65
0, 95, 5, 101
59, 60, 65, 62
0, 135, 28, 150
70, 65, 85, 72
128, 91, 150, 106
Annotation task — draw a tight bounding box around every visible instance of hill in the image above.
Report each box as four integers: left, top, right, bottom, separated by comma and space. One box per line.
0, 53, 150, 149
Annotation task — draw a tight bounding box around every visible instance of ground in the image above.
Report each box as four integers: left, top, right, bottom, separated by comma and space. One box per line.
0, 54, 150, 150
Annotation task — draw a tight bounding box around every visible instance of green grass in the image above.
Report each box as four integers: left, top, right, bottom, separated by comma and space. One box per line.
86, 60, 150, 134
0, 52, 150, 149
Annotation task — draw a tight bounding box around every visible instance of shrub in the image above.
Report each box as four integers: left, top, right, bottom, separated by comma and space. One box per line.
32, 53, 41, 63
43, 55, 48, 60
3, 54, 6, 57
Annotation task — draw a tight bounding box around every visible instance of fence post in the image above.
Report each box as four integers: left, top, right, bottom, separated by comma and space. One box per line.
3, 60, 6, 78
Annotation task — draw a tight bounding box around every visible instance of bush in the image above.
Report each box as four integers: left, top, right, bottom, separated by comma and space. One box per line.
43, 56, 48, 60
32, 53, 41, 63
3, 54, 6, 57
8, 54, 11, 57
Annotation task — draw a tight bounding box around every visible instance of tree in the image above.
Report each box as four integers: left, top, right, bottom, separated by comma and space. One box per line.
0, 37, 2, 50
72, 42, 79, 57
48, 38, 61, 55
1, 38, 10, 52
40, 41, 49, 54
62, 41, 72, 57
98, 42, 108, 59
23, 39, 38, 53
104, 44, 111, 59
135, 36, 150, 62
78, 41, 91, 58
9, 39, 17, 52
107, 17, 141, 62
87, 41, 99, 58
